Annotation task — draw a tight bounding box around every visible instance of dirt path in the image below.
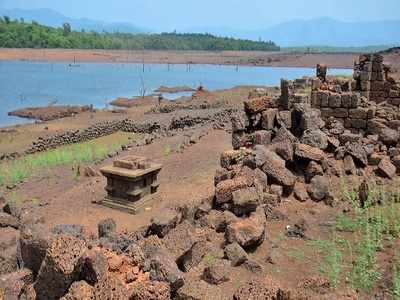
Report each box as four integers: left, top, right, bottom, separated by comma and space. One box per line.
11, 129, 230, 234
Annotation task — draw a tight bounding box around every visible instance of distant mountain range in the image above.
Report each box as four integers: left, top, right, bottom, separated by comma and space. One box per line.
0, 8, 147, 33
187, 18, 400, 47
1, 8, 399, 47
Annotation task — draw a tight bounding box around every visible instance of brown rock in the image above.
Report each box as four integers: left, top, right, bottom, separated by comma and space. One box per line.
34, 235, 86, 300
233, 278, 280, 300
78, 248, 108, 284
244, 96, 272, 114
130, 280, 171, 300
294, 182, 308, 202
175, 277, 226, 300
259, 148, 295, 187
224, 242, 248, 266
295, 143, 324, 162
93, 274, 130, 300
179, 240, 214, 272
0, 212, 19, 229
150, 209, 181, 238
162, 221, 198, 261
0, 268, 33, 300
377, 159, 396, 179
231, 187, 259, 216
19, 223, 53, 275
225, 211, 265, 249
61, 281, 94, 300
215, 177, 249, 205
148, 251, 184, 292
261, 109, 278, 130
307, 175, 329, 201
343, 155, 356, 175
203, 259, 231, 285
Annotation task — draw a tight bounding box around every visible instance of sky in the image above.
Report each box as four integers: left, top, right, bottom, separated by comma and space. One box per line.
0, 0, 399, 31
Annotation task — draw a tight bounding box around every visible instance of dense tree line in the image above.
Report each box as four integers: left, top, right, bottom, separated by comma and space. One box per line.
0, 17, 280, 51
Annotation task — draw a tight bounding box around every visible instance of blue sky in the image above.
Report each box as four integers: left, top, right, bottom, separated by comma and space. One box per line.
1, 0, 399, 31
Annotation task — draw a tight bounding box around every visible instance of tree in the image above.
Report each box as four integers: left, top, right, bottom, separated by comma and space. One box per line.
62, 22, 71, 36
3, 16, 10, 24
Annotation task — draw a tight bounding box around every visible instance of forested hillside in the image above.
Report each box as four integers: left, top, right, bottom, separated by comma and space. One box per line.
0, 17, 280, 51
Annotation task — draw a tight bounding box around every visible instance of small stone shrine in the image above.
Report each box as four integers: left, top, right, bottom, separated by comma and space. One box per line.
100, 155, 162, 213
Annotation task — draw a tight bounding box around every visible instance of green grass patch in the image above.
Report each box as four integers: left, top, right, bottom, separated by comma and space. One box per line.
311, 184, 400, 293
0, 132, 133, 186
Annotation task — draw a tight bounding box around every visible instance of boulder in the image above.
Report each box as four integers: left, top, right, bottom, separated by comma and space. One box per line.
377, 159, 396, 179
233, 279, 279, 300
378, 127, 399, 146
178, 240, 214, 272
0, 268, 33, 300
203, 259, 231, 285
147, 251, 184, 292
271, 140, 294, 161
244, 96, 272, 114
0, 212, 19, 229
98, 218, 116, 238
276, 110, 292, 128
295, 143, 324, 162
293, 182, 308, 202
125, 243, 146, 268
259, 148, 295, 187
305, 161, 324, 182
345, 142, 368, 167
393, 155, 400, 172
61, 281, 94, 300
343, 155, 356, 175
214, 167, 234, 186
78, 248, 108, 284
215, 177, 249, 205
175, 278, 226, 300
272, 126, 297, 144
19, 223, 53, 275
150, 209, 181, 238
231, 187, 259, 216
224, 242, 248, 266
261, 109, 278, 130
307, 176, 329, 201
34, 235, 86, 300
129, 280, 171, 300
231, 111, 249, 132
301, 129, 328, 150
225, 211, 265, 249
162, 221, 199, 261
93, 274, 130, 299
52, 224, 85, 239
253, 168, 268, 194
253, 130, 272, 145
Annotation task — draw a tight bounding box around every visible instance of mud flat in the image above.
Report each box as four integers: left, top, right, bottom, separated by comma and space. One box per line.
154, 85, 196, 93
0, 48, 359, 68
109, 96, 162, 108
8, 105, 91, 121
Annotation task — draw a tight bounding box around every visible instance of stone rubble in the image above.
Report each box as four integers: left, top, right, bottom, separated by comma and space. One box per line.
0, 53, 399, 299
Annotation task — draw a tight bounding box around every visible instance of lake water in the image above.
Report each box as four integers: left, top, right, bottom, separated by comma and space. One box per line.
0, 61, 351, 127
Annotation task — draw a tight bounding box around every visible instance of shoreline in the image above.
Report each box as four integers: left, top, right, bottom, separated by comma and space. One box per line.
0, 48, 361, 68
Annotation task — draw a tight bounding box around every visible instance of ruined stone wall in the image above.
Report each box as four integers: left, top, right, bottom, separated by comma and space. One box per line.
311, 90, 376, 131
23, 109, 235, 155
353, 53, 400, 105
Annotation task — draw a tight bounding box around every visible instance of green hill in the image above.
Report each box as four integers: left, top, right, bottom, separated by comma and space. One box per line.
0, 17, 280, 51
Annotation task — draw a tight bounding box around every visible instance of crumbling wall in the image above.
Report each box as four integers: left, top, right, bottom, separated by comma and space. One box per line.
353, 53, 400, 105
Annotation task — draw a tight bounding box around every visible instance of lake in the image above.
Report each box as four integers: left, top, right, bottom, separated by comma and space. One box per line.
0, 61, 351, 127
